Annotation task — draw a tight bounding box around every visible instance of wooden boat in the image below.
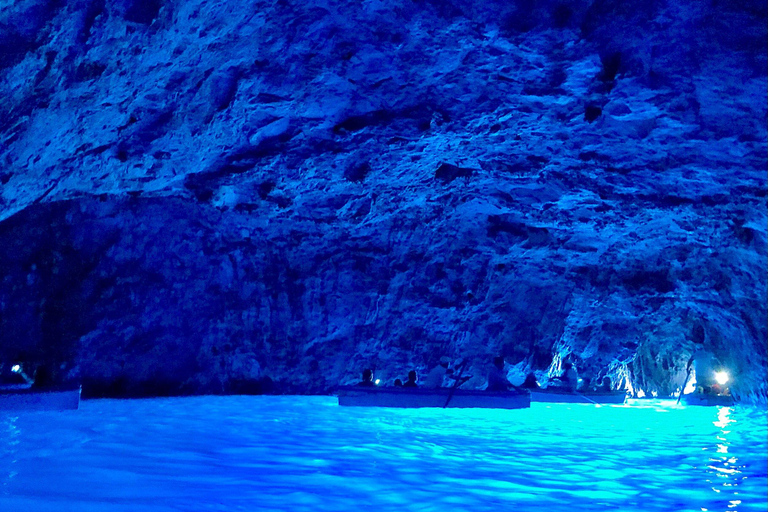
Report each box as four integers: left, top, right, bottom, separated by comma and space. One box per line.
680, 393, 734, 407
529, 388, 627, 404
0, 386, 81, 411
336, 386, 530, 409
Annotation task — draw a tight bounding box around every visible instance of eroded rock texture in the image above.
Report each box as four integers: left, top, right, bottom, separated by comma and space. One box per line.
0, 0, 765, 401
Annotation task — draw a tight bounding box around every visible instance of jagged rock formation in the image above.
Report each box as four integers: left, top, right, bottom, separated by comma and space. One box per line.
1, 0, 765, 401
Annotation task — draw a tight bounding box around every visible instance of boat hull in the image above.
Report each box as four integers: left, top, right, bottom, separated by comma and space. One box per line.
337, 386, 530, 409
0, 387, 81, 411
680, 393, 734, 407
530, 390, 627, 404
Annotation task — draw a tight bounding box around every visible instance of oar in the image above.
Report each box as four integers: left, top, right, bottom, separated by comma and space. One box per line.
677, 369, 692, 405
575, 392, 598, 405
443, 359, 468, 408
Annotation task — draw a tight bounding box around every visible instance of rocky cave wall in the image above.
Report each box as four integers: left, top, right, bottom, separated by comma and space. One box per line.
0, 0, 766, 401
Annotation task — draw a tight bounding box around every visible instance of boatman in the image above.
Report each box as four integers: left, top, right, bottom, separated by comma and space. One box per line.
422, 357, 452, 388
486, 356, 514, 391
552, 361, 579, 391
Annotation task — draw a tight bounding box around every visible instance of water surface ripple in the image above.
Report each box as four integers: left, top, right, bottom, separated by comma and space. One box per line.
1, 396, 766, 511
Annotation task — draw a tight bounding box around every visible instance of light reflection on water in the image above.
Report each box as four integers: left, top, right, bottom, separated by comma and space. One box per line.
0, 397, 766, 512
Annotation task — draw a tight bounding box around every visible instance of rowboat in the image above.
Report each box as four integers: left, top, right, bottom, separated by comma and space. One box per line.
336, 386, 530, 409
529, 388, 627, 404
680, 393, 734, 407
0, 386, 81, 411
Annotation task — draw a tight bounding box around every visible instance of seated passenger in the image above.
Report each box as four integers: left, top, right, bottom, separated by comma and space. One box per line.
394, 379, 403, 387
403, 370, 418, 388
577, 376, 592, 392
357, 369, 375, 387
520, 372, 540, 390
553, 362, 578, 391
596, 376, 612, 393
486, 356, 513, 392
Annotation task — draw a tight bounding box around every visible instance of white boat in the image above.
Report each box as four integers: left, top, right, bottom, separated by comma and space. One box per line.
529, 388, 627, 404
336, 386, 530, 409
0, 386, 81, 411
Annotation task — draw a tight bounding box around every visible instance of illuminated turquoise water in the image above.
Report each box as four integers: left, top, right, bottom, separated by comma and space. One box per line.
1, 397, 766, 512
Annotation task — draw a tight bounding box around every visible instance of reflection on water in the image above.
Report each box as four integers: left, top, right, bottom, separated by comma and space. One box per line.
0, 397, 766, 512
0, 416, 20, 492
704, 407, 750, 512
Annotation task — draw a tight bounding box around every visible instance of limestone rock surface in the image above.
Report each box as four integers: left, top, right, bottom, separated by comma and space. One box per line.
0, 0, 765, 401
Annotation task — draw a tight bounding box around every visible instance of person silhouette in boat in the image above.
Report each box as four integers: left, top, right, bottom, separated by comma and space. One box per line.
32, 364, 54, 388
595, 376, 612, 393
486, 356, 515, 391
521, 372, 540, 389
552, 361, 579, 391
520, 372, 541, 389
357, 369, 375, 387
577, 371, 593, 392
422, 357, 451, 388
403, 370, 418, 388
423, 357, 470, 388
394, 378, 403, 387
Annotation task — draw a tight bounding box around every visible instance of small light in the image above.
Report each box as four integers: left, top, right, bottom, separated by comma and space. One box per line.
715, 372, 729, 385
11, 365, 21, 373
374, 379, 381, 385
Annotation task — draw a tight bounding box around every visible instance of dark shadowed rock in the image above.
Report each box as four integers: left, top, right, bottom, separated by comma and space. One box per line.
343, 159, 371, 183
118, 0, 164, 25
0, 0, 764, 402
435, 163, 475, 183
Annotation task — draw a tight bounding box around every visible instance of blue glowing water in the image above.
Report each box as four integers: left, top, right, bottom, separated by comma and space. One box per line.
1, 397, 766, 511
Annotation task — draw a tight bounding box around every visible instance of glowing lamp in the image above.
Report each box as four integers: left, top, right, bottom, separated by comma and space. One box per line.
11, 364, 21, 373
714, 372, 729, 386
374, 379, 381, 385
